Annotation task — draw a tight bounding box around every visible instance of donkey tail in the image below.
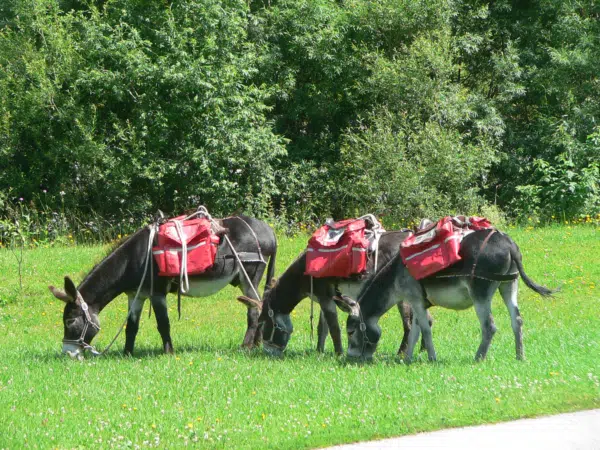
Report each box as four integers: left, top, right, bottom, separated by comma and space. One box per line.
510, 241, 556, 297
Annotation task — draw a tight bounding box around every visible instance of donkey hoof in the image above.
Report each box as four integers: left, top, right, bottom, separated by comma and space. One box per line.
164, 343, 174, 355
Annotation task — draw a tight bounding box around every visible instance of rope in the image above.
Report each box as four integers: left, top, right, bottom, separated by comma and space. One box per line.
65, 223, 157, 357
173, 219, 190, 294
310, 276, 314, 345
99, 223, 157, 355
223, 234, 261, 301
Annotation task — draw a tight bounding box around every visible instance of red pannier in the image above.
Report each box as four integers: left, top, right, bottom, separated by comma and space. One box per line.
305, 219, 369, 278
400, 216, 492, 280
152, 215, 220, 277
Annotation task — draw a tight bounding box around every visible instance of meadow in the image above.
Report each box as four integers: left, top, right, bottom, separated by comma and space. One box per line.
0, 226, 598, 449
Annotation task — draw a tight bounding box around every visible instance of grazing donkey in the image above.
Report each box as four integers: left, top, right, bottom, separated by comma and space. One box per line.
334, 229, 554, 362
49, 216, 276, 359
238, 231, 431, 357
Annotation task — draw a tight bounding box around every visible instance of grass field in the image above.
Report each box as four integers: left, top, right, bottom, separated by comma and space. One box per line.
0, 226, 599, 449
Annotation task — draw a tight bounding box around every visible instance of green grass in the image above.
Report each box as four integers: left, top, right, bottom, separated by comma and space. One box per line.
0, 226, 599, 449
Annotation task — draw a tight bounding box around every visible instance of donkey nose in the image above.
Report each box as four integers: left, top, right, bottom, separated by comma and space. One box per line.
263, 344, 284, 358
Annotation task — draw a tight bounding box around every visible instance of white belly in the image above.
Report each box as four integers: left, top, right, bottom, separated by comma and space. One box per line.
424, 280, 473, 310
183, 272, 238, 298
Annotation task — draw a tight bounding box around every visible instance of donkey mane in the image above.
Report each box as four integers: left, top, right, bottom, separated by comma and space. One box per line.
79, 227, 148, 287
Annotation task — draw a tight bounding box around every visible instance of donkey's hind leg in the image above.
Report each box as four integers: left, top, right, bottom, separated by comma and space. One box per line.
317, 309, 329, 353
499, 279, 524, 360
124, 293, 147, 356
239, 264, 265, 349
151, 294, 174, 354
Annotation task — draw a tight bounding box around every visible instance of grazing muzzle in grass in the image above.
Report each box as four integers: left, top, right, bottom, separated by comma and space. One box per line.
49, 277, 101, 359
346, 315, 380, 360
261, 310, 293, 356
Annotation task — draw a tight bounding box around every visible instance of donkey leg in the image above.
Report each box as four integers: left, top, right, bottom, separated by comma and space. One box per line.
320, 297, 343, 355
413, 306, 436, 362
124, 294, 146, 356
473, 300, 497, 361
397, 302, 412, 356
317, 310, 329, 353
499, 280, 524, 360
242, 307, 260, 349
404, 316, 421, 364
420, 310, 434, 352
151, 294, 174, 354
239, 265, 264, 349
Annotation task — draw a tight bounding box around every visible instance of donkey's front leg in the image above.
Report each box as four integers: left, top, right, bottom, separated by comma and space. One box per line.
397, 301, 412, 356
414, 306, 436, 362
124, 294, 147, 356
316, 310, 329, 353
404, 316, 420, 364
151, 294, 174, 354
404, 303, 436, 363
320, 297, 344, 355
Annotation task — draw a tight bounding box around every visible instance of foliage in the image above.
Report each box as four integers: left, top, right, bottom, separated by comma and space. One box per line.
1, 0, 599, 231
0, 0, 286, 222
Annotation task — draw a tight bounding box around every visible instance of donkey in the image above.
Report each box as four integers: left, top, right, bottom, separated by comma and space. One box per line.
49, 215, 277, 359
238, 231, 431, 357
334, 229, 555, 362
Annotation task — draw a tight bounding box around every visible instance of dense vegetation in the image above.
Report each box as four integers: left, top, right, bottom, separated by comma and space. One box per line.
1, 0, 599, 240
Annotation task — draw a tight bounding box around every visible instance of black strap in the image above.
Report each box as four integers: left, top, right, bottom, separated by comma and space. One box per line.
432, 271, 519, 282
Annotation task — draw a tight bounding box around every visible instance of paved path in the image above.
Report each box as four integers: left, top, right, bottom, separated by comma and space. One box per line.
327, 409, 600, 449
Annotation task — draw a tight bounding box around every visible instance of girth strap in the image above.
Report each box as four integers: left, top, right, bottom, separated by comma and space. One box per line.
432, 271, 519, 282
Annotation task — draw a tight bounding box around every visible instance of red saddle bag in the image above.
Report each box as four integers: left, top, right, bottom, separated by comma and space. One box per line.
400, 216, 493, 280
152, 216, 220, 277
305, 219, 369, 278
400, 216, 462, 280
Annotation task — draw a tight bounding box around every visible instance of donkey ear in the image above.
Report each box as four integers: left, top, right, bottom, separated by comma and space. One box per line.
333, 295, 361, 317
48, 285, 74, 303
237, 296, 262, 310
64, 276, 80, 302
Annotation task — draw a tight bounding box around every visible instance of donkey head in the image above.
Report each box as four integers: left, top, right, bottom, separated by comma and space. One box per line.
238, 278, 291, 357
334, 295, 380, 360
49, 276, 101, 359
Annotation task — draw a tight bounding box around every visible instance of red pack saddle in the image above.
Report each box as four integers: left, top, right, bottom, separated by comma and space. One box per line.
305, 218, 370, 278
152, 215, 220, 277
400, 216, 492, 280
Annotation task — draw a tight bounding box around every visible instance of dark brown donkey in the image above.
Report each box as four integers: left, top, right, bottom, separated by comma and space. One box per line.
239, 231, 431, 357
49, 215, 276, 359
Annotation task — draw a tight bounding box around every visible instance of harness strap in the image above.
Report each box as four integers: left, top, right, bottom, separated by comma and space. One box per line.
231, 216, 266, 264
471, 229, 496, 280
432, 272, 519, 282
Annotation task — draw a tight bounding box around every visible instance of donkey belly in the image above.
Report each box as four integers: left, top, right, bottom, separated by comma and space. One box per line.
424, 279, 473, 310
183, 272, 238, 298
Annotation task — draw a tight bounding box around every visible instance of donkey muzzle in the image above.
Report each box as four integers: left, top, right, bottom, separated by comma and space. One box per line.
62, 342, 85, 360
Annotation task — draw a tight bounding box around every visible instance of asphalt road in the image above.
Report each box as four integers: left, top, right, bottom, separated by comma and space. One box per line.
326, 409, 600, 450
